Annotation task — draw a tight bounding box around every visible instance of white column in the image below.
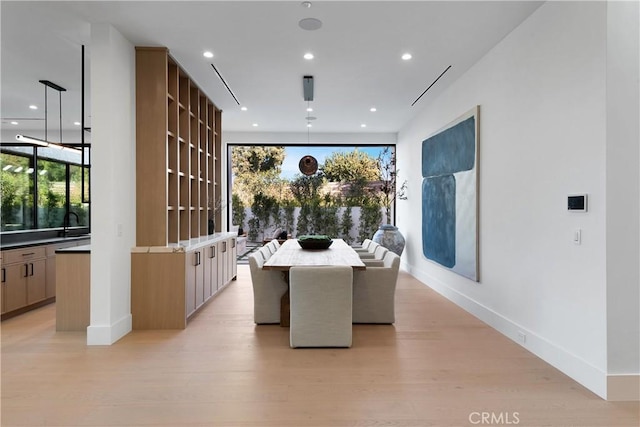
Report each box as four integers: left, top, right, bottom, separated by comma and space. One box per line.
87, 23, 136, 345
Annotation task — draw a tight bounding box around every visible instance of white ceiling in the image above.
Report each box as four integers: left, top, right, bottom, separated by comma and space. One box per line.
1, 0, 543, 139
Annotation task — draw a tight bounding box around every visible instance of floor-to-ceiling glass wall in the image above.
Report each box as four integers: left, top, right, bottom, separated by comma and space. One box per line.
227, 144, 400, 246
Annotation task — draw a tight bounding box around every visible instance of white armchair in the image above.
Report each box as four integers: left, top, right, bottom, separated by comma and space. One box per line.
352, 251, 400, 324
248, 253, 288, 324
289, 265, 353, 348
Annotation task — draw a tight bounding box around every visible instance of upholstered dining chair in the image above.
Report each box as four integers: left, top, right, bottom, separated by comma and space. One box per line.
354, 238, 373, 253
352, 251, 400, 324
269, 239, 281, 250
361, 245, 389, 267
248, 253, 288, 324
267, 240, 279, 253
258, 247, 272, 262
289, 265, 353, 348
358, 242, 381, 259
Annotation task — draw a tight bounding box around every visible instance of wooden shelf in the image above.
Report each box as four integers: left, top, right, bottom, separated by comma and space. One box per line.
135, 46, 222, 247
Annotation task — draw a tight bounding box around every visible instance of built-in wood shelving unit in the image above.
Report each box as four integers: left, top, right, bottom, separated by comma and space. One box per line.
135, 47, 221, 246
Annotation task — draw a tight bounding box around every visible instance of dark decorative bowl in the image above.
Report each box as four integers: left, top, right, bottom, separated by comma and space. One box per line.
297, 236, 333, 250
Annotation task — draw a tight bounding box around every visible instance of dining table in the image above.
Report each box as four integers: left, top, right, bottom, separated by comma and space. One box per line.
262, 238, 366, 326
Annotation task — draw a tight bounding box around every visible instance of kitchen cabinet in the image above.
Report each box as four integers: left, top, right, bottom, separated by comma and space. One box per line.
1, 238, 91, 319
1, 247, 46, 315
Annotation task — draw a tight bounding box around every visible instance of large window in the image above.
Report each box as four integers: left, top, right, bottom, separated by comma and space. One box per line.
228, 144, 398, 244
1, 149, 90, 233
0, 153, 35, 231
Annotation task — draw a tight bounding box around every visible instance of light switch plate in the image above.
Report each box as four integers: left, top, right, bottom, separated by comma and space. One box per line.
574, 229, 581, 245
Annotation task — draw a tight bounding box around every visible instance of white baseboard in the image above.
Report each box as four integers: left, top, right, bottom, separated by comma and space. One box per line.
607, 375, 640, 401
404, 262, 609, 400
87, 313, 132, 346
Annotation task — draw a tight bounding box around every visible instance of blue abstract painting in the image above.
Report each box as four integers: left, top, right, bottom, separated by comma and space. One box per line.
422, 107, 479, 281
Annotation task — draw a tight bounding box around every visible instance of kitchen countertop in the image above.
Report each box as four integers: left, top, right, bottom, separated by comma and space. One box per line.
56, 244, 91, 254
1, 235, 91, 251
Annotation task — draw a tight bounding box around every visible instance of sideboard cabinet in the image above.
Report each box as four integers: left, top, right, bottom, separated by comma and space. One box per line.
131, 234, 237, 330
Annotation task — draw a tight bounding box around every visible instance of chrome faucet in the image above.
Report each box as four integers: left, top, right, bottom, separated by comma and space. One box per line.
61, 211, 79, 237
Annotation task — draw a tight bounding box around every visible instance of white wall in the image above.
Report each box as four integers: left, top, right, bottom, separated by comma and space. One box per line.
605, 0, 640, 400
397, 2, 614, 398
88, 23, 135, 345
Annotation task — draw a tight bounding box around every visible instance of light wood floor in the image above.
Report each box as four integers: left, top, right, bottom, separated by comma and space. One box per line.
2, 266, 638, 427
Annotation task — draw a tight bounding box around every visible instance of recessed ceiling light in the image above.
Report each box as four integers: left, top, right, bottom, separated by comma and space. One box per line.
370, 107, 377, 112
10, 121, 18, 125
252, 123, 258, 127
301, 1, 312, 8
307, 123, 312, 128
14, 166, 23, 173
29, 105, 38, 110
299, 18, 322, 31
361, 124, 367, 128
304, 53, 314, 60
2, 165, 13, 171
241, 106, 248, 111
402, 53, 412, 61
203, 51, 214, 59
39, 170, 48, 175
26, 168, 34, 174
306, 107, 313, 112
73, 121, 81, 126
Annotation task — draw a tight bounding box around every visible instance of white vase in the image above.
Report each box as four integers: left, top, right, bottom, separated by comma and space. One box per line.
372, 224, 405, 256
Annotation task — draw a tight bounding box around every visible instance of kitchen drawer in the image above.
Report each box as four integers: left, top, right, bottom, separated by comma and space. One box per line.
2, 247, 47, 265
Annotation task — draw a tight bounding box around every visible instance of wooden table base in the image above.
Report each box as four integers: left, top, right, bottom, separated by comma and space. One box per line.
280, 271, 290, 327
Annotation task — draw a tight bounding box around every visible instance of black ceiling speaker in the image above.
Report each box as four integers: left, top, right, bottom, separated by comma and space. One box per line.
303, 75, 314, 101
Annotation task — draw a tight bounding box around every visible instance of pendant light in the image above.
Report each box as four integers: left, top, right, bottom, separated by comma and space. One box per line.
15, 80, 79, 152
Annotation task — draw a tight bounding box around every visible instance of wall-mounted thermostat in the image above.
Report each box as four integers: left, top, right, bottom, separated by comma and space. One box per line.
568, 194, 588, 212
